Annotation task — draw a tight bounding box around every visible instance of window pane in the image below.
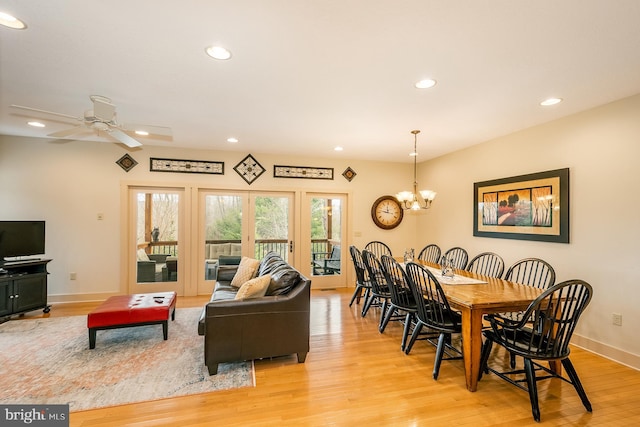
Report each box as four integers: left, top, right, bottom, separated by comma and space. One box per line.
136, 192, 179, 282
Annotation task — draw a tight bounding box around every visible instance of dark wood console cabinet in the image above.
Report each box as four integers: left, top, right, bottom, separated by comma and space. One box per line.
0, 259, 51, 318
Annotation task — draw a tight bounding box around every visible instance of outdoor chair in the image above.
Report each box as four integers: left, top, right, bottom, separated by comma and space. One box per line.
361, 250, 392, 325
348, 246, 372, 308
380, 255, 417, 350
405, 262, 463, 380
313, 245, 341, 275
364, 241, 392, 258
442, 247, 469, 270
417, 243, 441, 264
466, 252, 504, 278
478, 279, 593, 422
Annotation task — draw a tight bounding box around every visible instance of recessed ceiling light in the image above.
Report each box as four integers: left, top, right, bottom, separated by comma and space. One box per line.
205, 46, 232, 60
227, 137, 238, 143
27, 121, 45, 128
541, 97, 562, 106
135, 130, 149, 136
334, 146, 343, 152
0, 11, 27, 29
415, 79, 436, 89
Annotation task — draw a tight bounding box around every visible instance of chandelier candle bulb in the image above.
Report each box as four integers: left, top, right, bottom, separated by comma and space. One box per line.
396, 130, 437, 210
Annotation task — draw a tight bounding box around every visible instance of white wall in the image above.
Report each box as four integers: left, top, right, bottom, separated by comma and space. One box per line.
0, 136, 417, 297
416, 93, 640, 368
2, 93, 638, 367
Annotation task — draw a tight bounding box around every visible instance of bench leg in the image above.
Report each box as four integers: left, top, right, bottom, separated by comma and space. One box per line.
89, 328, 97, 349
162, 320, 168, 340
171, 307, 175, 321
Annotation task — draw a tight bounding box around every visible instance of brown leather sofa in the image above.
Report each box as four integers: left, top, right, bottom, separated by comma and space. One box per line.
198, 252, 311, 375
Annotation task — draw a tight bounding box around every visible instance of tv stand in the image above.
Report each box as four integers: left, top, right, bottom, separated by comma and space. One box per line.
0, 259, 52, 320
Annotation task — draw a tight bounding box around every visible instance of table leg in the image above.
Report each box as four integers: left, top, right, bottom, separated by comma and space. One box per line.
460, 308, 484, 392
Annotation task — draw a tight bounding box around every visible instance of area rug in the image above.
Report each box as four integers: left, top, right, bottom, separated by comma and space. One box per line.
0, 307, 254, 411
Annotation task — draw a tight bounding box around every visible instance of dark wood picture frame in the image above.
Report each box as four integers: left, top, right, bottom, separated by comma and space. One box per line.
473, 168, 569, 243
273, 165, 334, 180
150, 158, 224, 175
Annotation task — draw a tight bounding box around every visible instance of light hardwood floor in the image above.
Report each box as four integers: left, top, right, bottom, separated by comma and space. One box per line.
14, 289, 640, 426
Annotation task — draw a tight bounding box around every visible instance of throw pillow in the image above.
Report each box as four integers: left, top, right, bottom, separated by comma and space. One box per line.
137, 249, 150, 262
234, 274, 271, 300
230, 256, 261, 288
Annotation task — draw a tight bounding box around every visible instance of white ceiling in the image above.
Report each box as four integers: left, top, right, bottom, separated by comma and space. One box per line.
1, 1, 639, 162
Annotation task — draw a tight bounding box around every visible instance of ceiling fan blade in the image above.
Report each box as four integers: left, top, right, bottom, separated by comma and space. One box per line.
123, 123, 173, 137
92, 98, 116, 121
10, 104, 82, 121
108, 128, 142, 148
48, 126, 90, 138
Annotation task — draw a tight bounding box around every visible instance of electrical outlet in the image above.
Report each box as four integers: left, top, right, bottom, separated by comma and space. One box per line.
69, 272, 77, 280
612, 313, 622, 326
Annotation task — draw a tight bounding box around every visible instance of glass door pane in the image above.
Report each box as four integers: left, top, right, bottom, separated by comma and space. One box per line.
251, 194, 293, 262
305, 193, 346, 288
131, 188, 183, 295
202, 194, 244, 281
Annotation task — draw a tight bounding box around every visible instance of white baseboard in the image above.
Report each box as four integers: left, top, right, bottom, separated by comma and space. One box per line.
47, 292, 119, 304
572, 333, 640, 371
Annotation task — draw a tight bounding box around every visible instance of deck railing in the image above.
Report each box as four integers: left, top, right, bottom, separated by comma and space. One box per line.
139, 238, 338, 262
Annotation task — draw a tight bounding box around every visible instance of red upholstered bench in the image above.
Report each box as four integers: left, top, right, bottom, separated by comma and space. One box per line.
87, 292, 177, 349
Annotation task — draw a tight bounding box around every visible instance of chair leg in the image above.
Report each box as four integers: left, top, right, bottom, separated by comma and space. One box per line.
361, 293, 375, 317
401, 312, 413, 351
478, 337, 494, 381
433, 333, 446, 380
405, 321, 423, 355
379, 305, 395, 333
349, 285, 363, 307
510, 352, 517, 368
561, 358, 592, 412
523, 358, 541, 422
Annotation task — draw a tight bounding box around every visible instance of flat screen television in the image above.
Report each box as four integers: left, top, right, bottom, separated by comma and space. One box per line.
0, 221, 46, 261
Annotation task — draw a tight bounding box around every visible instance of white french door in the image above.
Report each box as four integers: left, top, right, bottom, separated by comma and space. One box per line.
127, 186, 186, 295
301, 192, 348, 289
196, 190, 294, 295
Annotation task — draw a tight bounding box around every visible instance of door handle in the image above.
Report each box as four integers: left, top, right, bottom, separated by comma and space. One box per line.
289, 241, 294, 253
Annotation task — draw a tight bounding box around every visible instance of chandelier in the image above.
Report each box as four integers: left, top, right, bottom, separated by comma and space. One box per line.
396, 130, 437, 210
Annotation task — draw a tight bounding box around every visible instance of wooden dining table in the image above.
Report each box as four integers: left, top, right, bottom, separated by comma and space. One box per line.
411, 259, 546, 392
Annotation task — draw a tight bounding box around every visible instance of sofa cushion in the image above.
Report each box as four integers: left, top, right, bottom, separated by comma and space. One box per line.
229, 243, 242, 256
219, 255, 241, 265
234, 274, 271, 300
267, 266, 301, 296
256, 252, 301, 296
137, 249, 150, 262
230, 257, 260, 288
207, 242, 230, 260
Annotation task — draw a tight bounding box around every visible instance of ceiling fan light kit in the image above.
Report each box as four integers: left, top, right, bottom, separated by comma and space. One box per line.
10, 95, 171, 148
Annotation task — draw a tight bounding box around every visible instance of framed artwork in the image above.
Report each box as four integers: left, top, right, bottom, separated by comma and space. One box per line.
473, 168, 569, 243
150, 158, 224, 174
342, 166, 357, 182
116, 154, 138, 172
273, 165, 334, 180
234, 154, 265, 185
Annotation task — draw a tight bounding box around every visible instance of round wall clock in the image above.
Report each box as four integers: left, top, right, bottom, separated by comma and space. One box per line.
371, 195, 404, 230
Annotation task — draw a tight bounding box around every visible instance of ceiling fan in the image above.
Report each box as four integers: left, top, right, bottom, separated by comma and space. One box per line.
10, 95, 172, 148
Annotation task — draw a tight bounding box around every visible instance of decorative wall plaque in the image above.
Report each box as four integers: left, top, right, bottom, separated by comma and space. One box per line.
342, 166, 357, 182
116, 154, 138, 172
273, 165, 334, 180
150, 158, 224, 174
234, 154, 265, 185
